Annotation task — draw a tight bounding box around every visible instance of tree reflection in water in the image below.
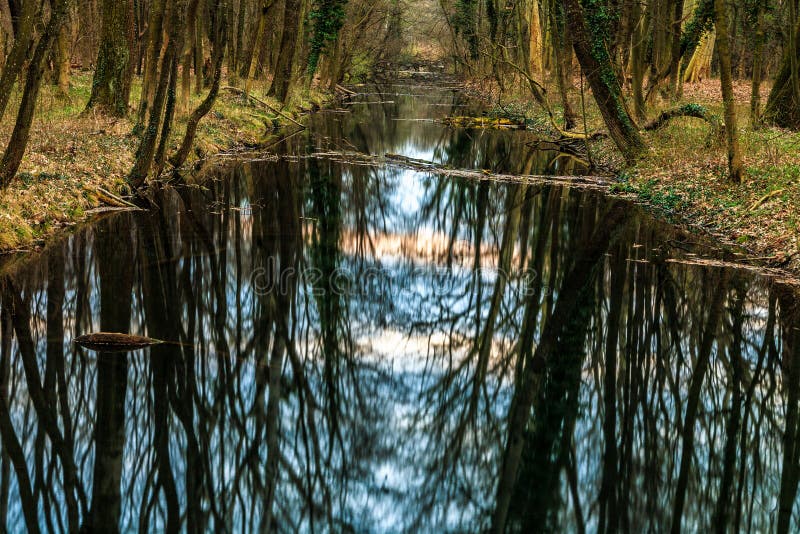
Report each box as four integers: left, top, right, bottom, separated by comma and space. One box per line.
0, 99, 799, 532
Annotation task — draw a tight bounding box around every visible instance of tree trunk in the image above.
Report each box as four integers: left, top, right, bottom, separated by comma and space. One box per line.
238, 0, 273, 82
87, 0, 134, 116
668, 0, 684, 98
234, 0, 248, 79
128, 0, 187, 188
0, 0, 72, 188
171, 0, 227, 168
630, 0, 647, 121
0, 0, 38, 122
527, 0, 542, 79
750, 5, 765, 127
54, 10, 71, 98
764, 19, 800, 129
154, 46, 179, 171
789, 0, 800, 105
268, 0, 301, 103
181, 0, 200, 113
226, 0, 238, 82
135, 0, 166, 129
714, 0, 743, 183
193, 9, 204, 93
0, 1, 11, 70
683, 28, 716, 84
550, 0, 577, 130
562, 0, 645, 162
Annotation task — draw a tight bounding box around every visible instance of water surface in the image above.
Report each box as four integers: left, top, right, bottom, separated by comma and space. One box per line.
0, 85, 799, 533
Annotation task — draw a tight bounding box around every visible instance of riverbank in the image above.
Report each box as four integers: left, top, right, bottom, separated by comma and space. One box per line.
0, 71, 325, 252
465, 77, 800, 273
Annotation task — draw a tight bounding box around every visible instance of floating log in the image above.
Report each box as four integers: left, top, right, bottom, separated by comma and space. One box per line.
73, 332, 164, 352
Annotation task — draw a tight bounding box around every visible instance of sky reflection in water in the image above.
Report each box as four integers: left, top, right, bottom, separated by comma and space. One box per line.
0, 85, 797, 533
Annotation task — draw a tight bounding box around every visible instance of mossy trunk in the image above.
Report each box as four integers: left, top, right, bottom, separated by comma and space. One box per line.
54, 11, 71, 98
764, 20, 800, 129
714, 0, 743, 183
154, 49, 179, 171
87, 0, 134, 116
233, 0, 248, 79
563, 0, 645, 162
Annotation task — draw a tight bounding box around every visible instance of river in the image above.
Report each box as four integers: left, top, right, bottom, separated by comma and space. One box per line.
0, 83, 797, 532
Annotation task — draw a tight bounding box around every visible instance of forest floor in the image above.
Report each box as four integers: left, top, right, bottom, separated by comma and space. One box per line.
470, 76, 800, 273
0, 71, 325, 252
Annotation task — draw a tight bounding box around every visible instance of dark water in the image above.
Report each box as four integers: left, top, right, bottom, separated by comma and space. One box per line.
0, 84, 798, 533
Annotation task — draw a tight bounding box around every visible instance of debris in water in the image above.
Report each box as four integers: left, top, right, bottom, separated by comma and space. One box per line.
440, 116, 524, 129
73, 332, 164, 352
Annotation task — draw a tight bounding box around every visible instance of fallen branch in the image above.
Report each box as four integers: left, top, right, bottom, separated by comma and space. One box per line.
221, 86, 305, 128
664, 257, 800, 282
440, 116, 524, 129
93, 186, 140, 209
84, 206, 142, 215
335, 84, 357, 95
343, 100, 396, 105
748, 189, 785, 211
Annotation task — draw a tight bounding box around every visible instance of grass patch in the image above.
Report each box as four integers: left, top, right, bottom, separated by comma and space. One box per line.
467, 75, 800, 268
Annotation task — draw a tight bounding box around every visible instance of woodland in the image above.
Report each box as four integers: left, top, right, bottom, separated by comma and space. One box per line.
3, 1, 800, 533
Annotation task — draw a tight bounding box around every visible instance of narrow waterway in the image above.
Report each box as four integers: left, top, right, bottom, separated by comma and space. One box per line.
0, 83, 798, 532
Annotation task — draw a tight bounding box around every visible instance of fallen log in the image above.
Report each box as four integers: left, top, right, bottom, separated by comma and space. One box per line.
440, 116, 524, 129
643, 104, 724, 143
303, 150, 611, 190
221, 86, 305, 128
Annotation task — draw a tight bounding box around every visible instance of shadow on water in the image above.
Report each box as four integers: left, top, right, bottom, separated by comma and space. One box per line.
0, 85, 799, 532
